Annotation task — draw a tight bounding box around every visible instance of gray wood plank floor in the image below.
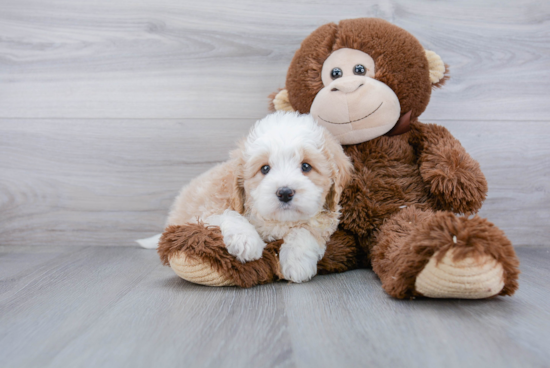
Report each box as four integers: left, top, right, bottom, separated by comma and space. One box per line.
0, 246, 549, 368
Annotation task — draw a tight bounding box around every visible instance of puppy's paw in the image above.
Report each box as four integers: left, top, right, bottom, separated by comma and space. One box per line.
280, 250, 318, 283
217, 210, 266, 263
225, 232, 266, 263
280, 228, 324, 283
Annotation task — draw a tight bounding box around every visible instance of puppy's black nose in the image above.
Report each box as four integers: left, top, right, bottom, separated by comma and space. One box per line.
276, 187, 295, 203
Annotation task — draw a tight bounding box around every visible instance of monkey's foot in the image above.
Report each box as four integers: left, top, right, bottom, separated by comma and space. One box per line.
158, 222, 282, 288
169, 252, 236, 286
409, 213, 520, 299
415, 249, 504, 299
373, 208, 520, 299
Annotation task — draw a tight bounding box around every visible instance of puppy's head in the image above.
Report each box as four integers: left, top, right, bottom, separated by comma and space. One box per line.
231, 112, 353, 222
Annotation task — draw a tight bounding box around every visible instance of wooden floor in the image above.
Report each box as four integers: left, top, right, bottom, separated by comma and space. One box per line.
0, 246, 549, 368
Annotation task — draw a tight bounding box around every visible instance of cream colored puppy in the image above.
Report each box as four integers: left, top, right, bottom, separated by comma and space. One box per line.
167, 112, 352, 283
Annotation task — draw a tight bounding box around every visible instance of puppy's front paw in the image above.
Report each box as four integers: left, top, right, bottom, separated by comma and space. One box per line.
280, 250, 318, 283
218, 211, 266, 263
225, 232, 266, 263
280, 228, 323, 283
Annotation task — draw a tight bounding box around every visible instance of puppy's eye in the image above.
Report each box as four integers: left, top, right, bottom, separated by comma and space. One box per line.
301, 163, 312, 173
354, 64, 366, 75
330, 67, 343, 80
261, 165, 270, 175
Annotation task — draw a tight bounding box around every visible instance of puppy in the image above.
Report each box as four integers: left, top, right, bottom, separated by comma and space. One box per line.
166, 112, 353, 283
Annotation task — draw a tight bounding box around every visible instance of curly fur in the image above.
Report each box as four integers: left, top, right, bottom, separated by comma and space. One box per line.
162, 112, 353, 283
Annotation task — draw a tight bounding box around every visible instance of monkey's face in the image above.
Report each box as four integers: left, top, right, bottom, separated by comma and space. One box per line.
274, 18, 449, 146
310, 48, 401, 145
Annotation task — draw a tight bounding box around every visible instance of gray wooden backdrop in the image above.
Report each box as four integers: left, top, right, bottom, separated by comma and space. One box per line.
1, 0, 549, 248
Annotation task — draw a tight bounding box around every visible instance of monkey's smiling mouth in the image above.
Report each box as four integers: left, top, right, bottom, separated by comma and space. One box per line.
318, 102, 383, 125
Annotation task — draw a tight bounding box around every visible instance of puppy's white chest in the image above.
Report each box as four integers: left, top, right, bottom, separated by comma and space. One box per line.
247, 211, 339, 244
250, 218, 293, 242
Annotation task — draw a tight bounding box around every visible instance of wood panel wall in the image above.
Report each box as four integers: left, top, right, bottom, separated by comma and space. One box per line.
1, 0, 549, 247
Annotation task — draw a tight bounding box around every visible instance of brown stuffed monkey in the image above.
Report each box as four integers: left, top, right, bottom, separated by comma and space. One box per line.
158, 18, 519, 299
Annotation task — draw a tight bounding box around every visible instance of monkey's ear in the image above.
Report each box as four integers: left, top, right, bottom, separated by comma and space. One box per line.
425, 50, 450, 88
268, 89, 295, 112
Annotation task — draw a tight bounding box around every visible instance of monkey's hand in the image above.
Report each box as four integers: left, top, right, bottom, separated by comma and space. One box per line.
412, 123, 488, 214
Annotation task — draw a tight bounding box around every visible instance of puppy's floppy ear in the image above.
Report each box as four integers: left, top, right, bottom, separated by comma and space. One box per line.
229, 146, 246, 215
322, 131, 353, 212
230, 175, 246, 215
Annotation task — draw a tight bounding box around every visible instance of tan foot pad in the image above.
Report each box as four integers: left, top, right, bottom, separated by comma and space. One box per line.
169, 253, 235, 287
415, 249, 504, 299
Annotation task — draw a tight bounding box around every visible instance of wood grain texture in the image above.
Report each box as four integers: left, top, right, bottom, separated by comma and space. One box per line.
1, 118, 548, 247
0, 246, 549, 368
444, 121, 550, 247
281, 248, 550, 368
0, 118, 255, 246
1, 0, 549, 120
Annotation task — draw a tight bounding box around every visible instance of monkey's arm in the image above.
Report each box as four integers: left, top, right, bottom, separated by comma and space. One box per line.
409, 122, 488, 214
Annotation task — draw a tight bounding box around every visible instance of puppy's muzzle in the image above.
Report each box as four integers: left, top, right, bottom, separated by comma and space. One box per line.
276, 187, 295, 203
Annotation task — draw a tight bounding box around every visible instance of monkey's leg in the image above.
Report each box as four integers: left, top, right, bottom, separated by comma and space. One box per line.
158, 223, 282, 288
370, 207, 519, 299
317, 230, 363, 274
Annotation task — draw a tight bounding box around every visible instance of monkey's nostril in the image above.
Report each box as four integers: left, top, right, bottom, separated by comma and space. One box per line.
331, 88, 339, 92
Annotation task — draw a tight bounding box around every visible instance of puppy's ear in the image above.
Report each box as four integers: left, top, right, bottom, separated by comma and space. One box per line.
230, 176, 246, 215
229, 146, 246, 215
323, 132, 353, 212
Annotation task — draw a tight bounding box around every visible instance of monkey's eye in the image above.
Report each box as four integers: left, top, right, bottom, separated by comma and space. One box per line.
354, 64, 366, 75
330, 67, 343, 80
261, 165, 270, 175
301, 163, 312, 173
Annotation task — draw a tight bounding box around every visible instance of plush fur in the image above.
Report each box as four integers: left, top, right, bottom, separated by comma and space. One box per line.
158, 18, 520, 298
371, 207, 519, 298
286, 18, 435, 121
159, 222, 283, 288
